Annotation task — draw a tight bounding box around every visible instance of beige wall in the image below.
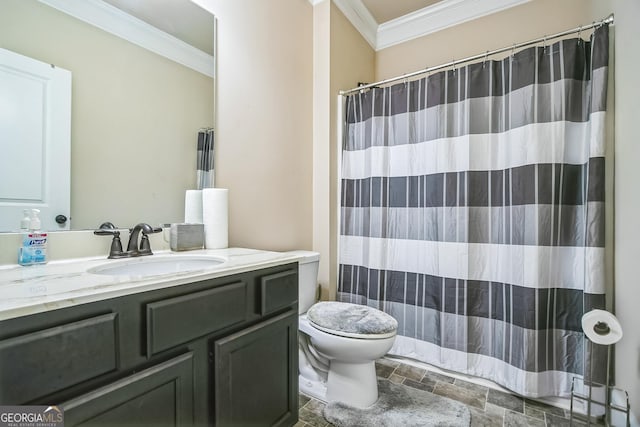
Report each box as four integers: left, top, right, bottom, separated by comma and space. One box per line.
311, 1, 375, 300
328, 3, 376, 298
196, 0, 313, 252
376, 0, 610, 80
0, 0, 214, 230
313, 1, 332, 297
374, 0, 640, 418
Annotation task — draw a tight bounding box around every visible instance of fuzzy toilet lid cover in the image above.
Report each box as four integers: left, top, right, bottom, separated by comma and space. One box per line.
307, 301, 398, 335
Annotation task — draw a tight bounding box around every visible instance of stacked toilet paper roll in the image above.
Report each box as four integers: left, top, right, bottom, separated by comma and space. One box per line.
183, 188, 228, 249
202, 188, 228, 249
184, 190, 203, 223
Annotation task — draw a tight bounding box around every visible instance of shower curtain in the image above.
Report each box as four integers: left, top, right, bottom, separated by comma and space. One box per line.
338, 25, 609, 397
197, 128, 215, 189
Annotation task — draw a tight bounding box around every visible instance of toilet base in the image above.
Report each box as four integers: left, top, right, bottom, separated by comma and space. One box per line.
326, 360, 378, 408
298, 314, 394, 409
299, 374, 328, 402
299, 360, 379, 409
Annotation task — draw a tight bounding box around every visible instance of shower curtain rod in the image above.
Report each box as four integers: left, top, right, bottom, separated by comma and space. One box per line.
340, 13, 614, 96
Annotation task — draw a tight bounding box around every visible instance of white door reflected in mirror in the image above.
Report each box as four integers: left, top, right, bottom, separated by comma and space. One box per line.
0, 48, 71, 232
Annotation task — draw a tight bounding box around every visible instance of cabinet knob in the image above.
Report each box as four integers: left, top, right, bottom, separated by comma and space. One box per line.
55, 214, 68, 224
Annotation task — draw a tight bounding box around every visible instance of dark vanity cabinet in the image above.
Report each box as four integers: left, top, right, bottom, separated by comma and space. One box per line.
0, 263, 299, 427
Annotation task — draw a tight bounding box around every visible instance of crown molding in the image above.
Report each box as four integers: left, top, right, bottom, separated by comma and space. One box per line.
376, 0, 531, 50
328, 0, 532, 51
332, 0, 378, 49
38, 0, 215, 78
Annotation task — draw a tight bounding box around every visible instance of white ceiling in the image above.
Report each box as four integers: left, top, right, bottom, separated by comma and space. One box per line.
361, 0, 443, 24
332, 0, 531, 51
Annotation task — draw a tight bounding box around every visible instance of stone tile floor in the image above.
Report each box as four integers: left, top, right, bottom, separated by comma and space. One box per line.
296, 358, 603, 427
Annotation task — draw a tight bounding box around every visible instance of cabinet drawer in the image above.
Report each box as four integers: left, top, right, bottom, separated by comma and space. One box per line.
0, 313, 118, 404
260, 269, 297, 316
146, 281, 247, 355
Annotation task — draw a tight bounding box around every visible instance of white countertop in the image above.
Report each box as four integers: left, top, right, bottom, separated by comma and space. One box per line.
0, 248, 302, 321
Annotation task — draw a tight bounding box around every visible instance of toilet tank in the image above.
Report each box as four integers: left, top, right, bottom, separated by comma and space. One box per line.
287, 251, 320, 314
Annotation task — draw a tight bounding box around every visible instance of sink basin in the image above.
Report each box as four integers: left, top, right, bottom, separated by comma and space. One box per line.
88, 255, 226, 277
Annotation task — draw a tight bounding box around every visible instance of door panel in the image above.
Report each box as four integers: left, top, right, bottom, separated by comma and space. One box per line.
0, 48, 71, 231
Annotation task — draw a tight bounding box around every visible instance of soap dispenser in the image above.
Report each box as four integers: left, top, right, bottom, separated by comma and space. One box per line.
18, 209, 48, 266
20, 209, 30, 230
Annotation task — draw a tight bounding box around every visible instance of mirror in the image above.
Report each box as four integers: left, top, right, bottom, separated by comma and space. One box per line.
0, 0, 216, 232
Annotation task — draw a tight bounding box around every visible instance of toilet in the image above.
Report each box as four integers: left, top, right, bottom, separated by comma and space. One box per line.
292, 251, 398, 408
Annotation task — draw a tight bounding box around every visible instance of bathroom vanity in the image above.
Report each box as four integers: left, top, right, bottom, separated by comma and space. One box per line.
0, 248, 300, 426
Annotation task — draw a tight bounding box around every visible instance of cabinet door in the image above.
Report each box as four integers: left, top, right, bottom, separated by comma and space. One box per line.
61, 352, 194, 427
0, 48, 71, 230
214, 311, 298, 427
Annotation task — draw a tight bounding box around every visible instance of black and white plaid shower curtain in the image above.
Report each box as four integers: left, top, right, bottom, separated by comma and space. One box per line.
339, 25, 610, 397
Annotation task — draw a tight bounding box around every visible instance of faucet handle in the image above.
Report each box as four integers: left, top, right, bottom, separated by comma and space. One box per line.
93, 226, 127, 259
94, 222, 119, 236
144, 226, 163, 235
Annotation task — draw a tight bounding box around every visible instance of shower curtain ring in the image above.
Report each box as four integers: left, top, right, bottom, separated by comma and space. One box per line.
577, 26, 584, 45
452, 58, 456, 74
483, 51, 489, 67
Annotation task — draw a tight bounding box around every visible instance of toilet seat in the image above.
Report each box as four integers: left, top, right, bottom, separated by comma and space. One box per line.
307, 302, 398, 340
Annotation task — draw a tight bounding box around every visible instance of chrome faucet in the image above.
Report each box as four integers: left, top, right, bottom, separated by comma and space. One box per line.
127, 223, 162, 256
